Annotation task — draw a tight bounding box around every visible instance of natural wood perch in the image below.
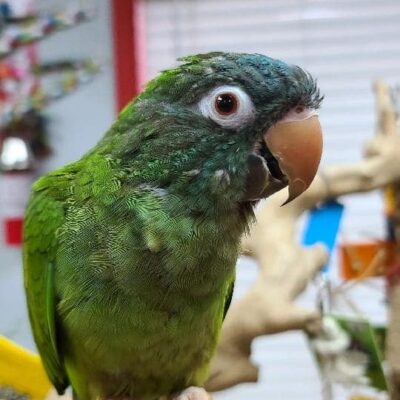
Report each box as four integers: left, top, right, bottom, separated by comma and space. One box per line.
373, 80, 400, 400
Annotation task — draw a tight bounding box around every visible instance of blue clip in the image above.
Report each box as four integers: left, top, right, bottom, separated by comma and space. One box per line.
302, 200, 344, 273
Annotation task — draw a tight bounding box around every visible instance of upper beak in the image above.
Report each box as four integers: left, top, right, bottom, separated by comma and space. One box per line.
264, 111, 323, 204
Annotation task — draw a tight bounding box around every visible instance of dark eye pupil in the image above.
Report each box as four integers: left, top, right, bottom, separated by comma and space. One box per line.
215, 93, 237, 115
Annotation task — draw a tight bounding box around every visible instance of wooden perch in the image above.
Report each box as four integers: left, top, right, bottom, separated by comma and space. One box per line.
373, 80, 400, 400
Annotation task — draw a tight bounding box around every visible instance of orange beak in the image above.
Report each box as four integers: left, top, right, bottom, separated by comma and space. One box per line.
264, 113, 323, 204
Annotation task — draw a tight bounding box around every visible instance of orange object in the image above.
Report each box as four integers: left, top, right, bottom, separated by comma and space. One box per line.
340, 241, 397, 280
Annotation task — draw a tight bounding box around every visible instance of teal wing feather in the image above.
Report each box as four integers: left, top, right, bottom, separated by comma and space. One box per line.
23, 176, 69, 394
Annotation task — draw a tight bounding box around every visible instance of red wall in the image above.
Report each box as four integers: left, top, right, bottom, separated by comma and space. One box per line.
111, 0, 146, 112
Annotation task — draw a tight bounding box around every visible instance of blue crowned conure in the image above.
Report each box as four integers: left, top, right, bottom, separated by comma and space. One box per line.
23, 52, 323, 400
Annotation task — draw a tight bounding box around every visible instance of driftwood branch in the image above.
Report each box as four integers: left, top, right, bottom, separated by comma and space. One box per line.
373, 80, 400, 400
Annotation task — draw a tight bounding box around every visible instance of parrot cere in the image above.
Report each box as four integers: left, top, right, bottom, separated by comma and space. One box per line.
23, 52, 323, 400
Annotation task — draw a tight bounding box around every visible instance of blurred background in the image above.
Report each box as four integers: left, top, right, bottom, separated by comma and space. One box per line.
1, 0, 400, 399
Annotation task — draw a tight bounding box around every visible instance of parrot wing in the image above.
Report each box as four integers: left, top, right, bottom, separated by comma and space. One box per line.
23, 179, 69, 394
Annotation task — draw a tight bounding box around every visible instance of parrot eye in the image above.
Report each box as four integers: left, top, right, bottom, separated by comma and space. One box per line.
215, 93, 238, 115
198, 85, 256, 130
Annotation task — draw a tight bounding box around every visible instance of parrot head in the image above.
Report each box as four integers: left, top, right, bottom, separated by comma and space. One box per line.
110, 52, 323, 207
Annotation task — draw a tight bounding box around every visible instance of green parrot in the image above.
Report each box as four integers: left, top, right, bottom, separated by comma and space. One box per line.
23, 52, 323, 400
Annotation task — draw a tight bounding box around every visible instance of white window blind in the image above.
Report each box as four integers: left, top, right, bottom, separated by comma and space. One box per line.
143, 1, 398, 399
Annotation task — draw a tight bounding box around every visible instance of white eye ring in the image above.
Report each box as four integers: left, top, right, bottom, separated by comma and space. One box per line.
198, 85, 256, 130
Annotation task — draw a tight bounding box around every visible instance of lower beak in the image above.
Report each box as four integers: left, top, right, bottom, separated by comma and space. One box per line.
265, 115, 323, 204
